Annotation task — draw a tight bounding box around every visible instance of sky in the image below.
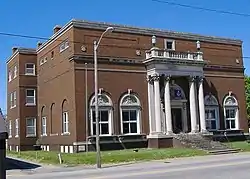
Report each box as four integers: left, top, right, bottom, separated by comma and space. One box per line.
0, 0, 249, 114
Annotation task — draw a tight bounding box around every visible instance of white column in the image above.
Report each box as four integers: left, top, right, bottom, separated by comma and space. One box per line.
189, 76, 198, 133
153, 75, 162, 133
164, 76, 173, 134
147, 76, 155, 134
198, 76, 206, 132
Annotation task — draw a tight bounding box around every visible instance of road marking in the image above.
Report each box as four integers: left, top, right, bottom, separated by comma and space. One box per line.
87, 160, 250, 178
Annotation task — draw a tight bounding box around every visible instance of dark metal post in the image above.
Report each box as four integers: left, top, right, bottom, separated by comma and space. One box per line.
0, 132, 8, 179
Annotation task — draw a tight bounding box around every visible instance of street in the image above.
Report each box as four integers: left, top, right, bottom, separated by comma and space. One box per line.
7, 152, 250, 178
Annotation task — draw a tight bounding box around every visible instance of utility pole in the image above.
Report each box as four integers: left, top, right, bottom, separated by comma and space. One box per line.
93, 27, 114, 169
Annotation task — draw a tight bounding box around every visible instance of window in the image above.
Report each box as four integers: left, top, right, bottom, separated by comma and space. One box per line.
90, 93, 113, 136
164, 39, 175, 50
41, 116, 47, 136
223, 94, 239, 130
204, 94, 219, 130
26, 89, 36, 105
13, 66, 17, 78
8, 120, 12, 138
120, 93, 141, 134
10, 93, 13, 108
8, 70, 12, 82
26, 118, 36, 137
59, 40, 69, 52
25, 63, 35, 75
15, 119, 19, 137
62, 112, 69, 134
13, 91, 16, 108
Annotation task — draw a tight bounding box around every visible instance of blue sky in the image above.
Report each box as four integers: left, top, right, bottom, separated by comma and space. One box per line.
0, 0, 249, 113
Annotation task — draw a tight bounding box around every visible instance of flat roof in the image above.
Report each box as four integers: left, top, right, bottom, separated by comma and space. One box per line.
37, 19, 242, 53
6, 47, 36, 64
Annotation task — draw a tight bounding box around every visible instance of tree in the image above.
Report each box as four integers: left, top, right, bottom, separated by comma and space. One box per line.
245, 75, 250, 126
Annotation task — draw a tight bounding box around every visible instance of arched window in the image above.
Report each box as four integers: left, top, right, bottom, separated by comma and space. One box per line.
120, 93, 141, 134
223, 94, 239, 130
90, 93, 113, 136
170, 84, 186, 100
62, 99, 69, 134
204, 94, 219, 130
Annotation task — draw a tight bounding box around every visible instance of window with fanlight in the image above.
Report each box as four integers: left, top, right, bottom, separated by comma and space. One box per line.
90, 92, 113, 136
120, 92, 141, 134
204, 94, 219, 130
223, 94, 239, 130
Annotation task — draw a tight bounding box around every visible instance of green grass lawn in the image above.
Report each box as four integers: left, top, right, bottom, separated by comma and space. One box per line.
227, 141, 250, 152
7, 148, 206, 166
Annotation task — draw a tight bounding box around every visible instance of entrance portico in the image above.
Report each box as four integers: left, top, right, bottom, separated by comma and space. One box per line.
145, 40, 207, 148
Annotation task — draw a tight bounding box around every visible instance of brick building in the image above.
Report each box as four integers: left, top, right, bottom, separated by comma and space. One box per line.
6, 19, 247, 152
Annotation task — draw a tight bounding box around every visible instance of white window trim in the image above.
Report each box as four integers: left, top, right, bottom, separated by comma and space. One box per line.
59, 40, 69, 53
223, 95, 239, 130
89, 93, 114, 136
9, 120, 12, 138
224, 107, 239, 130
25, 89, 36, 106
205, 107, 219, 131
15, 118, 19, 138
25, 63, 35, 75
119, 93, 141, 135
26, 118, 36, 137
120, 108, 141, 135
90, 108, 113, 136
62, 111, 70, 135
164, 39, 176, 50
8, 70, 12, 82
13, 91, 17, 108
10, 92, 13, 109
13, 66, 17, 78
41, 116, 47, 136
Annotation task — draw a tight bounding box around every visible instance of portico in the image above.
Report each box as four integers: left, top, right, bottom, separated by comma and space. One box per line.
144, 39, 208, 147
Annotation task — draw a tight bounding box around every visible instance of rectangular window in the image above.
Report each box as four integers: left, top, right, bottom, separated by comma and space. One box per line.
8, 70, 12, 82
10, 93, 13, 108
41, 116, 47, 135
13, 91, 17, 108
122, 110, 138, 134
26, 118, 36, 137
164, 39, 175, 50
25, 63, 35, 75
9, 120, 12, 138
92, 110, 110, 135
225, 108, 236, 129
26, 89, 36, 105
15, 119, 19, 137
13, 66, 17, 78
62, 112, 69, 134
59, 40, 69, 53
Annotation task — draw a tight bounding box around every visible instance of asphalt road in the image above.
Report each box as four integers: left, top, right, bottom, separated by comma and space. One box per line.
7, 152, 250, 179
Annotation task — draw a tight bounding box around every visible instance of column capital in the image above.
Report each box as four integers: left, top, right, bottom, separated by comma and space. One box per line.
197, 76, 204, 82
146, 75, 153, 84
152, 74, 160, 82
188, 76, 196, 82
163, 75, 171, 82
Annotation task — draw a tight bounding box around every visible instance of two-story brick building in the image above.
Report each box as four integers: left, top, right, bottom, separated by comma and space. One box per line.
6, 19, 247, 152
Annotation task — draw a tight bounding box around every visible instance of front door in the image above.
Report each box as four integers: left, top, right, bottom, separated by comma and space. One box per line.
171, 108, 182, 133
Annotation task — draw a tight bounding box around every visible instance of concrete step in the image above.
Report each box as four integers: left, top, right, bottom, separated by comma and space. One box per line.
208, 148, 241, 155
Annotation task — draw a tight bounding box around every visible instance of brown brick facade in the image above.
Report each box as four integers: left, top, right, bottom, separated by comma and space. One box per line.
6, 19, 247, 152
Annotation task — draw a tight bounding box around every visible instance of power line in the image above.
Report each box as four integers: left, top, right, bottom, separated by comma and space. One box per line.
151, 0, 250, 17
0, 29, 250, 60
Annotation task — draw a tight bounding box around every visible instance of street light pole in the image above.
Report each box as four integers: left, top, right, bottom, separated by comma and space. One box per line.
94, 27, 114, 169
